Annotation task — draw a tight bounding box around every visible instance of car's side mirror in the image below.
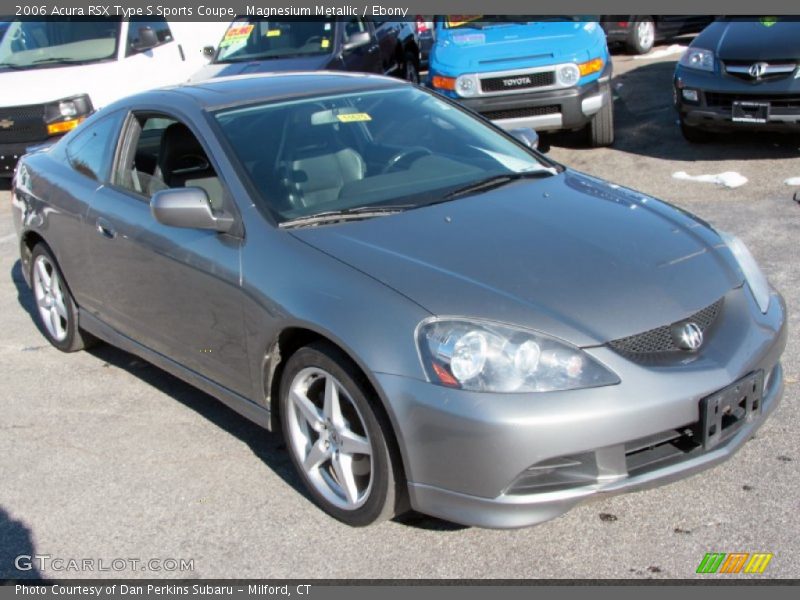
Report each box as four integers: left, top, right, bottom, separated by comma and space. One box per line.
509, 127, 540, 150
132, 27, 159, 52
150, 187, 234, 233
342, 31, 371, 52
202, 45, 215, 59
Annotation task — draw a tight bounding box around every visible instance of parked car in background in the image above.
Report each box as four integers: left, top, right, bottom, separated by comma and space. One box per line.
674, 18, 800, 142
191, 17, 421, 83
12, 72, 786, 529
427, 16, 614, 146
602, 16, 713, 55
0, 17, 226, 177
414, 16, 435, 68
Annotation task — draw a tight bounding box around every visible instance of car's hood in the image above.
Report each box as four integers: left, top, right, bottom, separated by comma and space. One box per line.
694, 19, 800, 61
291, 171, 743, 347
432, 21, 602, 73
189, 54, 333, 81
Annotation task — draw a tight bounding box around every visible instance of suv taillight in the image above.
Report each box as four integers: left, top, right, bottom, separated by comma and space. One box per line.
416, 16, 429, 33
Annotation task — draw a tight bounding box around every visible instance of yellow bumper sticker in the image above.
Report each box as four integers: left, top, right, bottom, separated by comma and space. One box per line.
337, 113, 372, 123
266, 29, 281, 37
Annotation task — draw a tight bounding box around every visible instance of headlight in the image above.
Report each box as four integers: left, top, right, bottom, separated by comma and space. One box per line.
679, 48, 715, 72
557, 64, 580, 87
455, 74, 479, 97
417, 319, 619, 393
43, 94, 93, 136
719, 231, 771, 314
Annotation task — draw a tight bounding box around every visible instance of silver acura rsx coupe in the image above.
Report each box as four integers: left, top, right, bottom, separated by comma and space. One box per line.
12, 72, 786, 528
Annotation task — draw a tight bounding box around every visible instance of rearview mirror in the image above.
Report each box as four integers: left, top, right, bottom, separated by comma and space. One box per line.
343, 31, 371, 52
150, 188, 234, 233
132, 27, 159, 52
509, 127, 540, 150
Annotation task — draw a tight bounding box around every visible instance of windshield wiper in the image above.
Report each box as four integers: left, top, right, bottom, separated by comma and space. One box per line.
280, 205, 413, 229
442, 170, 555, 201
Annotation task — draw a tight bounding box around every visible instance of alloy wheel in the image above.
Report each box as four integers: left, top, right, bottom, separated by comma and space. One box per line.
286, 367, 374, 510
637, 21, 655, 51
32, 254, 69, 342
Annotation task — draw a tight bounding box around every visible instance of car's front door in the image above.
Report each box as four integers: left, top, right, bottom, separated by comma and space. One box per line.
83, 111, 252, 397
340, 18, 381, 73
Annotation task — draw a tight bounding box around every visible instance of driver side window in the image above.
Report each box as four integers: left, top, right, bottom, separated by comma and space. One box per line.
112, 113, 225, 211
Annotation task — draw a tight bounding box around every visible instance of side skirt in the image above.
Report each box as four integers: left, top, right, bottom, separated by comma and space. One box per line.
79, 310, 273, 431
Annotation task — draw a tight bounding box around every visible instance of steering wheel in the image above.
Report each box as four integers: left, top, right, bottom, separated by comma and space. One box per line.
381, 147, 433, 174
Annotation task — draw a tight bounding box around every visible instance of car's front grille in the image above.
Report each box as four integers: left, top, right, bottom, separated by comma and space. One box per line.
704, 92, 800, 113
0, 104, 48, 144
723, 61, 797, 83
482, 105, 560, 121
480, 70, 555, 93
608, 298, 723, 357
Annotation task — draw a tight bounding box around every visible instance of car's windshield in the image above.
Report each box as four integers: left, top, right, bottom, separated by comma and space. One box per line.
443, 15, 580, 29
214, 86, 556, 224
0, 18, 121, 68
215, 17, 335, 63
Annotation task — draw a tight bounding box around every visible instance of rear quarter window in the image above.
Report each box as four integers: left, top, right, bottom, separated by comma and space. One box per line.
65, 113, 123, 182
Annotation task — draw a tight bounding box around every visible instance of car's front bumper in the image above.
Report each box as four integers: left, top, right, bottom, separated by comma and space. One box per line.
0, 141, 30, 178
675, 66, 800, 132
455, 63, 612, 132
378, 285, 787, 528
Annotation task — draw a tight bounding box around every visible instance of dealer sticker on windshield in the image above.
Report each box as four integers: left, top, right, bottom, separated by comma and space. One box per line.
266, 29, 281, 37
336, 113, 372, 123
219, 24, 253, 47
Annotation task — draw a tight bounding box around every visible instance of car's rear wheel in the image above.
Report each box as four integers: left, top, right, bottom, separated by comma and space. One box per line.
588, 96, 615, 147
30, 243, 95, 352
279, 342, 403, 526
626, 18, 655, 55
679, 117, 713, 143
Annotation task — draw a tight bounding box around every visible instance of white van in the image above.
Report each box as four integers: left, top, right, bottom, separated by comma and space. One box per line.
0, 18, 227, 176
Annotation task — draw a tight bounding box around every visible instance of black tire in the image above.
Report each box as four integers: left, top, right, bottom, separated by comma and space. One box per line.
680, 118, 713, 143
625, 17, 655, 55
279, 341, 405, 526
402, 52, 420, 84
588, 93, 615, 147
29, 243, 96, 353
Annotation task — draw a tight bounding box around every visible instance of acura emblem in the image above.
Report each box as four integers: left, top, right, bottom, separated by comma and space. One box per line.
671, 321, 704, 352
0, 118, 14, 129
748, 62, 770, 79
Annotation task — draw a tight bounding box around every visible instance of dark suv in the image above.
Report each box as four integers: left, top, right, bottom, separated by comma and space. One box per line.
191, 17, 421, 83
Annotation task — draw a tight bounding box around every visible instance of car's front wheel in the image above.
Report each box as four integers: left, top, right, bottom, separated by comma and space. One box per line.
29, 243, 95, 352
279, 342, 404, 526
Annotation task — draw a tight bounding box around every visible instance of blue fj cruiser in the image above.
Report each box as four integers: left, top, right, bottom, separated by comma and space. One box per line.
428, 17, 614, 146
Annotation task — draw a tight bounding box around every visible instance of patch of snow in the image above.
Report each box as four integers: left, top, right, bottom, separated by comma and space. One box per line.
633, 44, 687, 60
672, 171, 748, 188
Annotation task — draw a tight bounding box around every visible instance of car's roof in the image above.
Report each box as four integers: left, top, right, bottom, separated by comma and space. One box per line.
161, 71, 409, 112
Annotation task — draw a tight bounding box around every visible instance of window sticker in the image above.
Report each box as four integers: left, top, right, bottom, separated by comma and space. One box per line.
324, 22, 332, 31
336, 113, 372, 123
266, 29, 281, 37
219, 24, 253, 47
321, 38, 330, 49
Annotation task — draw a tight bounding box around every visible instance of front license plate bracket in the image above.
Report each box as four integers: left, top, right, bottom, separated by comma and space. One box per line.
732, 101, 770, 123
700, 371, 763, 450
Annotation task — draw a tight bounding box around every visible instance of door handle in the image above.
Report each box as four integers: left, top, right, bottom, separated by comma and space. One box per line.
95, 217, 117, 239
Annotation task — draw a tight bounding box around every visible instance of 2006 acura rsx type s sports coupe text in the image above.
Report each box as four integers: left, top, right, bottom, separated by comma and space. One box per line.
12, 73, 786, 528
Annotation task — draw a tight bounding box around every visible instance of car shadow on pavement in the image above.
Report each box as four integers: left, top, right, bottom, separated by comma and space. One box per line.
545, 59, 800, 161
10, 260, 466, 532
0, 506, 45, 582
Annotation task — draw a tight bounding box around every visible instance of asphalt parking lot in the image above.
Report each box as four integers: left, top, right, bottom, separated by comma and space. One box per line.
1, 43, 798, 580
